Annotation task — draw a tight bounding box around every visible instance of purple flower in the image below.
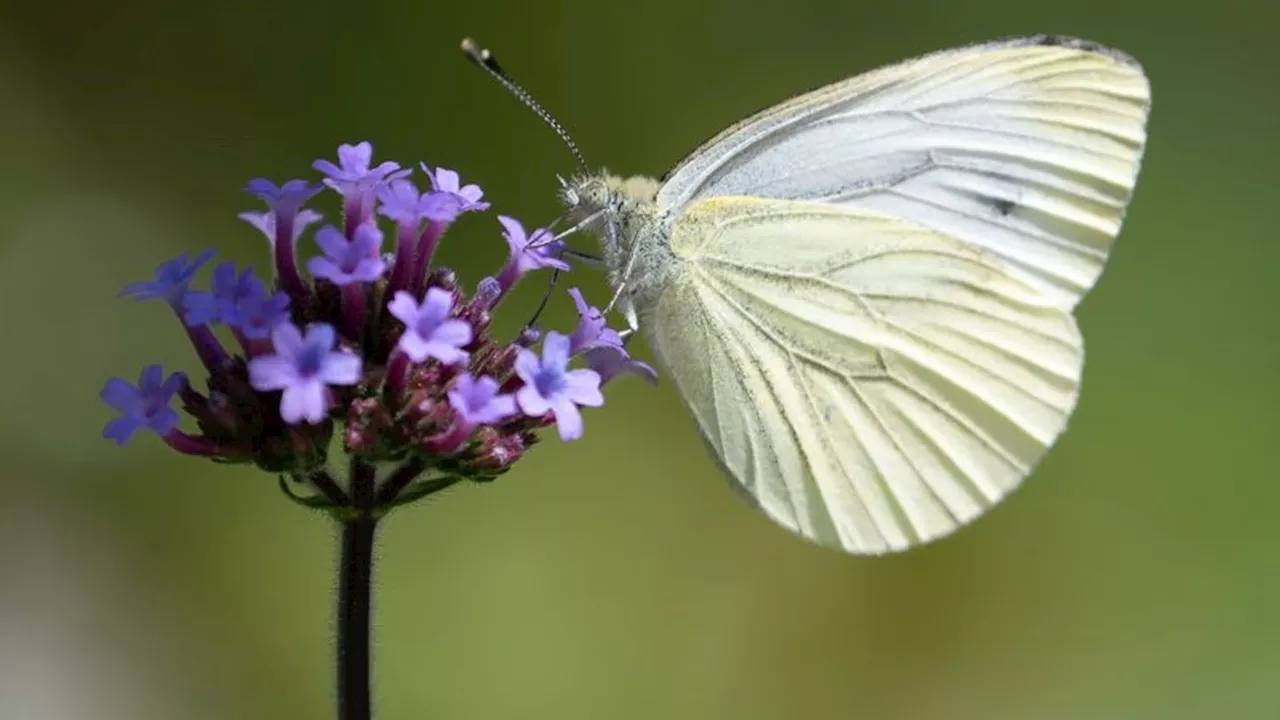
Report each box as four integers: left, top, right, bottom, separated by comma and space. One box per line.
567, 287, 623, 355
448, 374, 517, 427
244, 178, 323, 218
248, 322, 362, 424
583, 344, 658, 386
388, 288, 472, 365
100, 365, 186, 445
307, 224, 387, 285
240, 178, 324, 299
183, 262, 262, 326
239, 208, 323, 246
120, 250, 216, 307
495, 216, 570, 293
375, 178, 427, 226
313, 141, 405, 197
420, 164, 490, 222
229, 284, 291, 340
514, 331, 603, 441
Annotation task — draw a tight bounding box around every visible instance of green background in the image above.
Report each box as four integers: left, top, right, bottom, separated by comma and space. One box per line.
1, 1, 1276, 718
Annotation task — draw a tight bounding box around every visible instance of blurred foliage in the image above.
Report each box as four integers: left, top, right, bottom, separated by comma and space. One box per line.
0, 0, 1277, 718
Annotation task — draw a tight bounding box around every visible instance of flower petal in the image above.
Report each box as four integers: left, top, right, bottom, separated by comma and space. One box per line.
314, 226, 349, 259
248, 355, 297, 391
397, 333, 433, 363
138, 364, 164, 392
146, 406, 180, 436
551, 398, 584, 441
305, 323, 337, 353
103, 416, 142, 445
388, 291, 420, 325
99, 378, 140, 413
486, 394, 518, 423
320, 351, 362, 385
563, 369, 604, 407
513, 348, 541, 385
433, 319, 473, 348
497, 215, 527, 250
307, 256, 343, 283
281, 378, 327, 424
516, 384, 551, 417
541, 331, 571, 372
352, 258, 387, 282
159, 370, 187, 398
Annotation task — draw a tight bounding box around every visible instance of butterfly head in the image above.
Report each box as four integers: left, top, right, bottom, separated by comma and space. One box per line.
559, 172, 659, 227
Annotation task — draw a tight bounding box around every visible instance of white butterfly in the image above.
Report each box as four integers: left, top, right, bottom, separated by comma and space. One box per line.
471, 34, 1150, 554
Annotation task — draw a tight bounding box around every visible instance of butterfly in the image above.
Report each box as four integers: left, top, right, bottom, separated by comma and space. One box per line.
470, 34, 1150, 554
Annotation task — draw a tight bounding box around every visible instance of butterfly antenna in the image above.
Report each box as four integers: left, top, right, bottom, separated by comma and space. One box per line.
461, 37, 589, 173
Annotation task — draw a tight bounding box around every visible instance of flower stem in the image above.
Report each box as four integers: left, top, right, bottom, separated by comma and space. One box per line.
337, 459, 377, 720
410, 221, 448, 296
375, 456, 427, 506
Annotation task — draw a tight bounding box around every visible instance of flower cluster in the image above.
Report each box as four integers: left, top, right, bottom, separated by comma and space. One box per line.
102, 141, 655, 508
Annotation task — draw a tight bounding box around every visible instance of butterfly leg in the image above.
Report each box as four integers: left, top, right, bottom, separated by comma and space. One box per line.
561, 249, 603, 265
603, 218, 639, 314
618, 301, 640, 347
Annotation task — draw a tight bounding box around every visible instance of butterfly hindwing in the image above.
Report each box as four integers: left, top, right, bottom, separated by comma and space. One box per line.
645, 196, 1083, 553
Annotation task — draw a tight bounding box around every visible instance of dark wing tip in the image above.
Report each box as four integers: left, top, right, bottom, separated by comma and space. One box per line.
995, 34, 1143, 71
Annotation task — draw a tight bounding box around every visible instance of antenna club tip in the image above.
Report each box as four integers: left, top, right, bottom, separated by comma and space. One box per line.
460, 37, 491, 66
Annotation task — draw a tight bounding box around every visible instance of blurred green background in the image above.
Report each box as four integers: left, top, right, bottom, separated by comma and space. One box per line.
1, 0, 1277, 718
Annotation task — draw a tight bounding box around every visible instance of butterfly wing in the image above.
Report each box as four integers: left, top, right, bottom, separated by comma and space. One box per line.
645, 196, 1082, 554
656, 35, 1150, 309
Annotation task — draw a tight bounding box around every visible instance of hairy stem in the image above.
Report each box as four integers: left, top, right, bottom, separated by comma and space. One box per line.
337, 459, 377, 720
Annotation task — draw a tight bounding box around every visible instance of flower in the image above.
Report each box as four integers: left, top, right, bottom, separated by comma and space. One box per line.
583, 344, 658, 386
420, 164, 490, 222
567, 287, 623, 355
313, 141, 405, 197
388, 288, 472, 365
514, 331, 603, 441
375, 179, 427, 226
307, 224, 387, 285
239, 208, 323, 247
100, 365, 186, 445
248, 322, 362, 424
183, 261, 262, 326
244, 178, 323, 219
495, 216, 569, 292
230, 284, 291, 340
120, 250, 216, 307
105, 145, 656, 506
448, 374, 516, 427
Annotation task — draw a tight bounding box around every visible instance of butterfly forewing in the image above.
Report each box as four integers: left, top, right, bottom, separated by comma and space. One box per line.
656, 36, 1150, 310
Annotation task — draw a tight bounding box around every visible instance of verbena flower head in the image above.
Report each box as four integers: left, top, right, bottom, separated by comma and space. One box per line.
102, 142, 656, 513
